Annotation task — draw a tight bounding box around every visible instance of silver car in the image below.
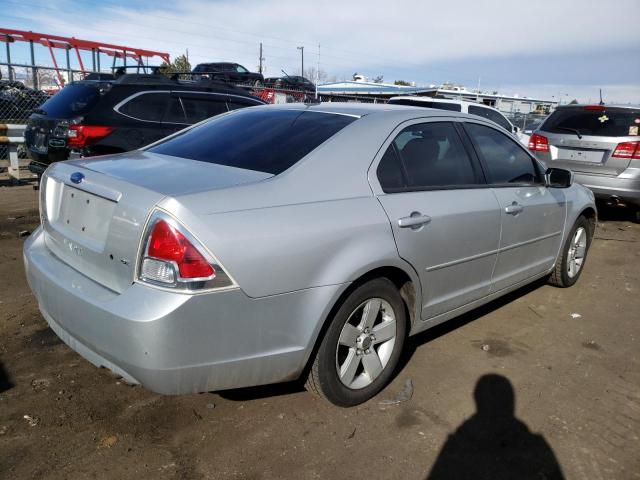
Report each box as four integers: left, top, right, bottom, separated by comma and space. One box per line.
528, 104, 640, 220
24, 103, 596, 406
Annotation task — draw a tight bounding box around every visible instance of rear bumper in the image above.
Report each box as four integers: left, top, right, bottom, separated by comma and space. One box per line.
24, 227, 345, 394
574, 168, 640, 207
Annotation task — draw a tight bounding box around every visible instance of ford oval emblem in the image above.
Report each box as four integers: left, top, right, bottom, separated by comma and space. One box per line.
70, 172, 84, 184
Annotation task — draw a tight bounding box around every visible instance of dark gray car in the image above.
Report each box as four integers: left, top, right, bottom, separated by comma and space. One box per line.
528, 104, 640, 219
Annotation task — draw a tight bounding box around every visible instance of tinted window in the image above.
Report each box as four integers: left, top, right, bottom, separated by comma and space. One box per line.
40, 84, 101, 118
148, 109, 356, 175
387, 122, 480, 189
227, 99, 260, 111
119, 92, 169, 121
468, 105, 513, 131
163, 97, 186, 123
541, 107, 640, 137
389, 99, 462, 112
180, 95, 228, 123
466, 123, 540, 185
377, 146, 405, 192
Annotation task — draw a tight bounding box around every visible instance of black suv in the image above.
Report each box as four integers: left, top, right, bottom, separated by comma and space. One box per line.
264, 76, 315, 94
25, 73, 265, 173
192, 63, 264, 86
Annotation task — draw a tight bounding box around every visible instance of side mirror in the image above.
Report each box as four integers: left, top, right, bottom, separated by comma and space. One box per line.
513, 126, 520, 134
545, 167, 573, 188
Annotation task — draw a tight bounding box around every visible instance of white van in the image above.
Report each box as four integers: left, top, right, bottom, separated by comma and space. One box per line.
388, 96, 520, 137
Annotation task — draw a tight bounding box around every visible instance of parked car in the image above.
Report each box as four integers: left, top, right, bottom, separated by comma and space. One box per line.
24, 73, 265, 174
528, 104, 640, 220
264, 75, 316, 93
517, 116, 547, 147
388, 96, 519, 135
192, 62, 264, 86
24, 103, 596, 406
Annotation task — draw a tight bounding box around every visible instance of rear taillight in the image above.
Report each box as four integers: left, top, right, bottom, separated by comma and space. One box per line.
138, 211, 235, 292
528, 133, 549, 152
67, 125, 113, 148
584, 105, 605, 111
612, 141, 640, 159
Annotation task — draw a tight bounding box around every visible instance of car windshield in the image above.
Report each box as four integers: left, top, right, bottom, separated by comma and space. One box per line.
38, 83, 102, 118
541, 107, 640, 137
148, 108, 357, 175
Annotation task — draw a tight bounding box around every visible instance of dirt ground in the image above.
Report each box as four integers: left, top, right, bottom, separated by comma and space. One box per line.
0, 179, 638, 480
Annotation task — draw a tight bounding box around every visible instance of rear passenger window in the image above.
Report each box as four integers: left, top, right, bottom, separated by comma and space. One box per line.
466, 123, 541, 185
382, 122, 481, 190
468, 105, 513, 132
163, 98, 187, 123
180, 95, 228, 123
377, 147, 405, 192
227, 100, 260, 110
118, 92, 169, 122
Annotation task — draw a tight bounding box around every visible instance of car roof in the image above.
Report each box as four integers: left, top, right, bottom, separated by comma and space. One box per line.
251, 101, 466, 119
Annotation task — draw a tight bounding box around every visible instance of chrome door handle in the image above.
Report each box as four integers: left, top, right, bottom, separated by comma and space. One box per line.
398, 212, 431, 229
504, 202, 524, 215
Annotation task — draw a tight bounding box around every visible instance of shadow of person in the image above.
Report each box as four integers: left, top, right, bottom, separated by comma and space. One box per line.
427, 374, 565, 480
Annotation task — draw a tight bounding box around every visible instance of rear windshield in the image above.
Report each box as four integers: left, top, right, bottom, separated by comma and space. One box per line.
541, 107, 640, 137
148, 108, 357, 174
39, 83, 102, 118
388, 99, 462, 112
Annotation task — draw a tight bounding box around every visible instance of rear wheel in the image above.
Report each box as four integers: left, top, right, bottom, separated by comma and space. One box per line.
305, 278, 407, 406
548, 215, 592, 287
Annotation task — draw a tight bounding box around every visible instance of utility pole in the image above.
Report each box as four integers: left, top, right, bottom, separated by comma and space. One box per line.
259, 43, 264, 74
297, 46, 304, 77
316, 43, 320, 99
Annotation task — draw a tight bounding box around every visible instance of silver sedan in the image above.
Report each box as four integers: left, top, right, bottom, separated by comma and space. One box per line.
24, 103, 596, 406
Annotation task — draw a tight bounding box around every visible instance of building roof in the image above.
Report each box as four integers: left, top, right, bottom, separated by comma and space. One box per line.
316, 81, 557, 104
316, 81, 433, 96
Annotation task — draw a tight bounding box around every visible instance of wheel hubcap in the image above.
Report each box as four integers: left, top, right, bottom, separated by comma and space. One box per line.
567, 226, 587, 278
335, 298, 397, 390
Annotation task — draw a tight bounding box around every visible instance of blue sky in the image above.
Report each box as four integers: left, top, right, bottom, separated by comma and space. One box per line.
1, 0, 639, 103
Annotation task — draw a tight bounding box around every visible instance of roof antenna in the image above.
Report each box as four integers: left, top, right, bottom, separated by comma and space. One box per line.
599, 88, 604, 105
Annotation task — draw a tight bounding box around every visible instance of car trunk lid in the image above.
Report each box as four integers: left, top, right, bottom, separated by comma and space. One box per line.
40, 153, 272, 293
541, 132, 633, 175
538, 106, 640, 176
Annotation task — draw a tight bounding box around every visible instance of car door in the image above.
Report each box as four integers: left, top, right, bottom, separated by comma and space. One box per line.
373, 120, 502, 320
463, 121, 566, 291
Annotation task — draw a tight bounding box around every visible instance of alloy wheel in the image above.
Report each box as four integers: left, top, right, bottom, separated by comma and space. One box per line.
335, 298, 397, 389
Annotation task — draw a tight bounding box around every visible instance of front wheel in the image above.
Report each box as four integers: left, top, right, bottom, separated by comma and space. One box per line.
548, 215, 592, 287
305, 278, 407, 406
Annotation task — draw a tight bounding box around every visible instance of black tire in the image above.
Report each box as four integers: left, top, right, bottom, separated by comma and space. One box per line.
305, 278, 407, 407
548, 215, 592, 287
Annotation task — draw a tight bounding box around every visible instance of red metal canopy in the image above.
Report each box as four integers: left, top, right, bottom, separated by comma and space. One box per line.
1, 28, 170, 86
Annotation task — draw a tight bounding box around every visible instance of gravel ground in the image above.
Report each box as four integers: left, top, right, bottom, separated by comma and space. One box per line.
0, 181, 638, 480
